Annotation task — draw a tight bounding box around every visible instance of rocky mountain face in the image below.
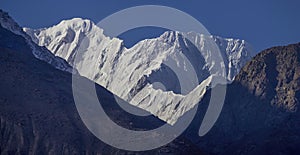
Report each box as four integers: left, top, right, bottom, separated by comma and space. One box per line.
236, 43, 300, 111
186, 43, 300, 155
24, 18, 255, 125
0, 16, 203, 154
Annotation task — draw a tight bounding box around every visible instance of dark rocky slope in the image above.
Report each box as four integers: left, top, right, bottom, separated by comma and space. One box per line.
186, 43, 300, 155
236, 43, 300, 111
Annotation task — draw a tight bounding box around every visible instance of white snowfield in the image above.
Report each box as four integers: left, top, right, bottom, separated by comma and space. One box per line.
24, 18, 255, 125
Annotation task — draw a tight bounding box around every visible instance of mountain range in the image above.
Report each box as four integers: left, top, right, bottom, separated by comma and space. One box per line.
0, 10, 299, 155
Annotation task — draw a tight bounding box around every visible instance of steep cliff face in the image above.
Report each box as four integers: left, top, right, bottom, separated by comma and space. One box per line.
236, 43, 300, 111
187, 43, 300, 155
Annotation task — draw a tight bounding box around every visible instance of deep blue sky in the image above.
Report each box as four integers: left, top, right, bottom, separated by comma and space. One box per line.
0, 0, 299, 51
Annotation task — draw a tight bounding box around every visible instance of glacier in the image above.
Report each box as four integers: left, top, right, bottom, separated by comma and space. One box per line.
24, 18, 255, 125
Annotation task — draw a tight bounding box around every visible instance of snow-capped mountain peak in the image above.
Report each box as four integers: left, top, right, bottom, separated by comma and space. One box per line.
24, 18, 256, 124
24, 18, 123, 67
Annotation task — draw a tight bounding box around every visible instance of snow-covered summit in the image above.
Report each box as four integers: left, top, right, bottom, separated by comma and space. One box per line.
24, 18, 255, 124
24, 18, 123, 67
0, 10, 72, 72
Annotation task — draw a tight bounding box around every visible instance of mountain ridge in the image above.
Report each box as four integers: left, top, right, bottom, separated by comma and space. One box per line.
24, 17, 255, 125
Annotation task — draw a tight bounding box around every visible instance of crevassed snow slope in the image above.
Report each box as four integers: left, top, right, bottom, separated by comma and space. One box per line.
24, 18, 255, 124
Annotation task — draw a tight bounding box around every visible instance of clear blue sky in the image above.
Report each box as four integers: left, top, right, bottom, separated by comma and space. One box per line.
1, 0, 299, 51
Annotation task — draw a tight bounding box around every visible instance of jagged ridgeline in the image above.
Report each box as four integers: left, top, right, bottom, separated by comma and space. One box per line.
24, 18, 255, 124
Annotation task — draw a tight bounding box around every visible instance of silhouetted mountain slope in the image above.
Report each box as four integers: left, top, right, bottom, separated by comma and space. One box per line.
186, 43, 300, 155
0, 24, 203, 154
0, 10, 72, 72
